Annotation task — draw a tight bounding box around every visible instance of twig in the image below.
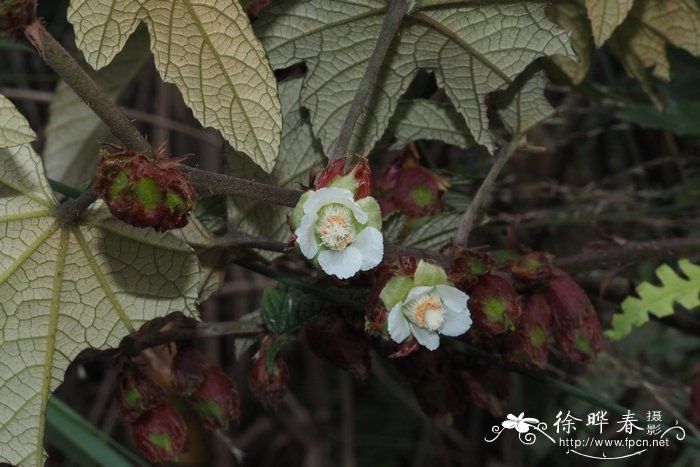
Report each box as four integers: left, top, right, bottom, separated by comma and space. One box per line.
53, 188, 98, 226
329, 0, 410, 161
24, 22, 153, 157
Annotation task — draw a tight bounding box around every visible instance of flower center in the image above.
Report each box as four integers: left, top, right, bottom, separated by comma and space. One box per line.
407, 293, 446, 331
318, 205, 355, 251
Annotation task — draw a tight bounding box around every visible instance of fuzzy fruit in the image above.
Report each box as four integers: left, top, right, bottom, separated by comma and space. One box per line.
468, 274, 521, 336
0, 0, 35, 38
504, 293, 553, 368
115, 366, 165, 423
248, 347, 289, 411
189, 367, 240, 430
95, 150, 193, 232
545, 274, 603, 362
306, 313, 372, 379
132, 404, 187, 463
508, 252, 555, 285
172, 347, 211, 397
451, 249, 494, 290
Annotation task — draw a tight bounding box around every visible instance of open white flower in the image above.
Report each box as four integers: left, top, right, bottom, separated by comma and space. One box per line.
380, 260, 471, 350
292, 187, 383, 279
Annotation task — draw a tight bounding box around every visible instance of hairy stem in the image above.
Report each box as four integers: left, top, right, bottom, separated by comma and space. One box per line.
24, 22, 153, 156
329, 0, 410, 160
453, 135, 523, 247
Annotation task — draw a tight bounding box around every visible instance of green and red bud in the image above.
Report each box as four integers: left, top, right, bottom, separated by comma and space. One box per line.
248, 335, 289, 410
508, 252, 555, 285
115, 366, 165, 422
504, 292, 553, 368
315, 157, 372, 199
172, 347, 210, 397
451, 248, 494, 290
188, 367, 240, 430
305, 313, 372, 379
132, 404, 188, 463
468, 274, 521, 336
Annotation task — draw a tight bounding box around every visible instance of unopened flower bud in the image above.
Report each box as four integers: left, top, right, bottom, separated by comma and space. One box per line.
115, 366, 165, 422
504, 293, 553, 368
248, 348, 289, 411
468, 274, 521, 336
189, 367, 240, 430
172, 347, 210, 397
132, 404, 187, 463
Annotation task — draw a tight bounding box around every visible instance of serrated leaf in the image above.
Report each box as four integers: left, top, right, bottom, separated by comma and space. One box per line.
547, 0, 594, 85
68, 0, 281, 172
585, 0, 635, 46
260, 284, 327, 335
226, 76, 325, 258
402, 212, 461, 251
43, 27, 150, 188
175, 217, 227, 302
609, 0, 700, 84
493, 69, 555, 135
256, 0, 574, 155
0, 101, 199, 466
388, 99, 474, 150
0, 95, 36, 146
607, 259, 700, 341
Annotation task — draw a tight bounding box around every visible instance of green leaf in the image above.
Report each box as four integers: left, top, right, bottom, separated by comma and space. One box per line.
68, 0, 282, 172
175, 217, 227, 301
388, 99, 474, 150
492, 69, 556, 135
226, 76, 325, 258
585, 0, 635, 46
43, 27, 150, 188
256, 0, 574, 154
261, 284, 328, 335
0, 99, 199, 466
616, 100, 700, 136
607, 259, 700, 341
0, 94, 36, 146
401, 212, 461, 251
546, 0, 594, 85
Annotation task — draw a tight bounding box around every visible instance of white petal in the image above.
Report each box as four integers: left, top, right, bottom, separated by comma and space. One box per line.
410, 325, 440, 350
318, 246, 363, 279
352, 227, 384, 270
388, 303, 411, 343
295, 212, 319, 259
405, 285, 434, 303
435, 284, 469, 314
440, 309, 472, 337
303, 187, 354, 214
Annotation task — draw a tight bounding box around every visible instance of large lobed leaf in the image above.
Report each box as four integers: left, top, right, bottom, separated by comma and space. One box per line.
68, 0, 282, 172
585, 0, 635, 46
0, 98, 199, 466
255, 0, 574, 155
607, 259, 700, 341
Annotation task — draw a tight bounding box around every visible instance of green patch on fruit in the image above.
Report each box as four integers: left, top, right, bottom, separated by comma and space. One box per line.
522, 257, 542, 270
134, 176, 162, 209
468, 258, 488, 275
573, 332, 593, 355
108, 170, 130, 200
148, 432, 175, 455
166, 191, 186, 210
123, 386, 141, 408
529, 326, 546, 347
195, 400, 224, 426
409, 184, 435, 208
483, 296, 507, 321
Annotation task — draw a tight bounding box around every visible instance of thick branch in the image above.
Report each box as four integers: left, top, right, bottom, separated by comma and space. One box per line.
25, 22, 153, 156
329, 0, 410, 160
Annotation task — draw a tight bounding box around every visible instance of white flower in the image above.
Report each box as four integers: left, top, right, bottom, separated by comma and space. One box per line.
293, 187, 383, 279
381, 260, 471, 350
502, 413, 539, 433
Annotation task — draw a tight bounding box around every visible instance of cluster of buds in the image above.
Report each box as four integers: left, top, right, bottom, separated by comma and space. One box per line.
115, 345, 239, 463
95, 147, 194, 232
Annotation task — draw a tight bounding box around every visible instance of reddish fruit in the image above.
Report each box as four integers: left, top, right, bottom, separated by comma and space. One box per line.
504, 293, 553, 368
451, 248, 494, 290
305, 313, 372, 379
189, 367, 240, 430
172, 347, 211, 397
115, 366, 165, 422
248, 348, 289, 411
508, 252, 555, 285
95, 150, 193, 232
545, 274, 603, 362
132, 404, 187, 463
468, 274, 522, 336
0, 0, 35, 38
315, 157, 372, 199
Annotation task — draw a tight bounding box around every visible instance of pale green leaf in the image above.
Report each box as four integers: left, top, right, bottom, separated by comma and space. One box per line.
494, 70, 555, 135
388, 99, 474, 150
256, 0, 574, 154
226, 76, 325, 258
68, 0, 282, 172
0, 95, 36, 147
585, 0, 635, 46
43, 27, 150, 188
0, 103, 199, 466
547, 0, 594, 85
607, 259, 700, 341
175, 217, 228, 301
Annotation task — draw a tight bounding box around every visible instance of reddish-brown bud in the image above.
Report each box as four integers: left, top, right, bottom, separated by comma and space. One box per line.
508, 252, 555, 285
504, 293, 553, 368
95, 150, 194, 232
189, 367, 240, 430
315, 157, 372, 199
115, 367, 165, 422
468, 274, 522, 336
306, 313, 372, 379
132, 405, 187, 463
0, 0, 35, 38
451, 249, 494, 290
172, 347, 211, 397
545, 274, 603, 362
248, 349, 289, 411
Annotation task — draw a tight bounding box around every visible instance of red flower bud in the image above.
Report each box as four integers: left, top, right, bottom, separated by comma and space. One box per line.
451, 248, 494, 290
504, 293, 553, 368
132, 404, 187, 463
315, 157, 372, 199
189, 367, 240, 430
0, 0, 35, 38
172, 347, 211, 397
508, 252, 555, 285
545, 274, 603, 362
468, 274, 522, 336
306, 313, 372, 379
248, 348, 289, 411
115, 366, 165, 422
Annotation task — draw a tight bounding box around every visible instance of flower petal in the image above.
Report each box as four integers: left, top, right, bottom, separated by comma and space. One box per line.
352, 227, 384, 270
318, 246, 363, 279
295, 212, 319, 259
388, 303, 411, 343
410, 325, 440, 350
405, 286, 434, 303
502, 420, 517, 429
440, 309, 472, 337
435, 284, 469, 314
302, 187, 354, 214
